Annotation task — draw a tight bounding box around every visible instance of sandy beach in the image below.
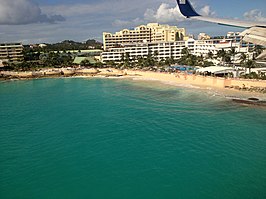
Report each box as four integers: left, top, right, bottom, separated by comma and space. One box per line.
125, 70, 266, 89
124, 70, 266, 100
127, 69, 264, 86
1, 68, 266, 98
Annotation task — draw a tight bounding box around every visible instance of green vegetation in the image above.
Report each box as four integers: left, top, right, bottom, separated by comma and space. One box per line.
111, 51, 176, 71
40, 52, 73, 67
217, 49, 231, 64
24, 40, 102, 52
178, 48, 213, 67
2, 40, 103, 71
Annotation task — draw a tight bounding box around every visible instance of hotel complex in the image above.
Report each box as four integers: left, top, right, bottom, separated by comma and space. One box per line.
0, 24, 255, 68
0, 43, 24, 66
102, 31, 250, 63
103, 23, 186, 50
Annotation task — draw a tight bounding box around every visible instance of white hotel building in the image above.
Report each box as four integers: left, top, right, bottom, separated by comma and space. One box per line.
101, 34, 249, 63
102, 41, 186, 63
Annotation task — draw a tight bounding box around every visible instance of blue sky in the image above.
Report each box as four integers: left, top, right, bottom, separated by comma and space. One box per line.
0, 0, 265, 44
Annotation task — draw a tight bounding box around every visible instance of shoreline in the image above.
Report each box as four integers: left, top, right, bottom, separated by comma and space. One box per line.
1, 68, 266, 98
125, 70, 266, 96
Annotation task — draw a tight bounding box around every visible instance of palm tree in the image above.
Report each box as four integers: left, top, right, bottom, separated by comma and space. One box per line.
252, 45, 263, 58
228, 47, 237, 65
240, 53, 247, 72
137, 56, 144, 68
217, 49, 227, 65
2, 61, 9, 68
120, 53, 124, 63
181, 47, 190, 57
145, 51, 155, 67
124, 52, 130, 68
224, 54, 231, 65
207, 51, 213, 59
245, 60, 256, 74
153, 50, 159, 65
229, 47, 236, 56
80, 59, 91, 67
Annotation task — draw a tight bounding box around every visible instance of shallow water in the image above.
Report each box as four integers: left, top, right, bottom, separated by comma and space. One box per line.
0, 78, 266, 199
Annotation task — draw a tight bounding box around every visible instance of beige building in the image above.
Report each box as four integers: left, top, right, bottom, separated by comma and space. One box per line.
103, 23, 186, 50
198, 33, 211, 40
0, 43, 24, 65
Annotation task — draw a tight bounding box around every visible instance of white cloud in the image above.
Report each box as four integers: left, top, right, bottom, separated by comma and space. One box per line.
0, 0, 65, 25
112, 3, 215, 27
243, 9, 266, 22
144, 3, 185, 23
112, 3, 186, 27
199, 5, 215, 16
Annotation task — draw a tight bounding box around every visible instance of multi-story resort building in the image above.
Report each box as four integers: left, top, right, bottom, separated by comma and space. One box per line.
199, 33, 253, 56
103, 23, 186, 50
0, 43, 24, 66
101, 32, 250, 64
102, 41, 186, 63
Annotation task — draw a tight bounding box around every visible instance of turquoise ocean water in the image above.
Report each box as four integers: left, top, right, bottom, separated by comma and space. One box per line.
0, 78, 266, 199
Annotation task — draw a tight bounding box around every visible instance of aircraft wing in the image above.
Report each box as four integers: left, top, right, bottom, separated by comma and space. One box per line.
240, 27, 266, 46
176, 0, 266, 46
192, 16, 266, 29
